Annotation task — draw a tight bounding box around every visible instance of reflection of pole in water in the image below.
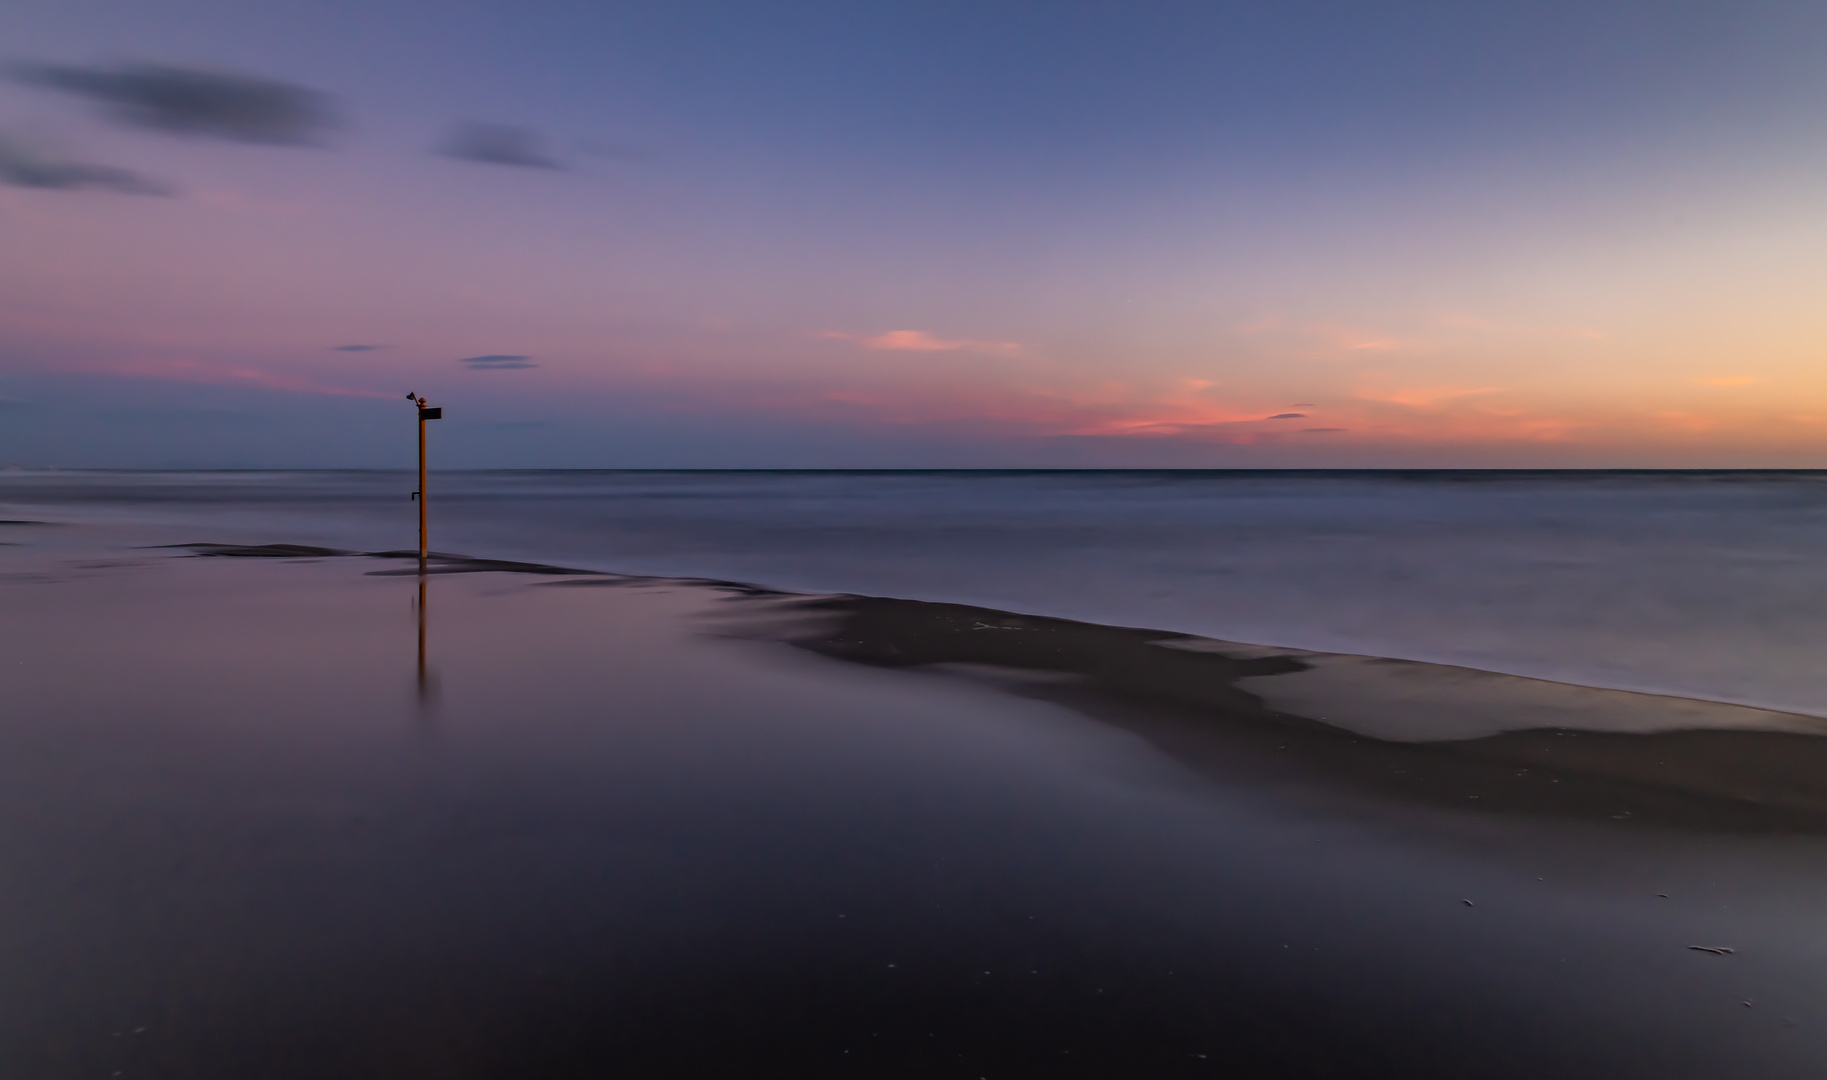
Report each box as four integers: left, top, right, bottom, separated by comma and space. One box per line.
410, 575, 441, 751
412, 571, 440, 718
417, 573, 429, 702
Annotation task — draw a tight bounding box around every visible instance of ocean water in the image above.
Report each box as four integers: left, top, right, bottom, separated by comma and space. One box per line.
5, 468, 1826, 714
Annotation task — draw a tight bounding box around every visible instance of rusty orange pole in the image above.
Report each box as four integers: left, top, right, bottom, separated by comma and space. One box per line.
418, 405, 428, 561
407, 393, 441, 565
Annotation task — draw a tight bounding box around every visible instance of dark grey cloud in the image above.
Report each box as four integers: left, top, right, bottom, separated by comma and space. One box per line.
460, 354, 536, 370
0, 133, 173, 195
1266, 412, 1306, 420
438, 122, 560, 168
330, 344, 384, 352
11, 62, 339, 145
1302, 428, 1346, 433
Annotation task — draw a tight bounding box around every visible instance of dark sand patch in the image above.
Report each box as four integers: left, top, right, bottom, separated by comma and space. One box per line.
728, 593, 1827, 833
169, 541, 606, 576
360, 550, 605, 576
170, 542, 354, 558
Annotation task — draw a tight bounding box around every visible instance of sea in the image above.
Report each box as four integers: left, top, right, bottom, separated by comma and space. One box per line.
9, 468, 1827, 1077
5, 467, 1825, 713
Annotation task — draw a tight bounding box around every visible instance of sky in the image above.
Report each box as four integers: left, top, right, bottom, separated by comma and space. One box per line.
4, 0, 1827, 468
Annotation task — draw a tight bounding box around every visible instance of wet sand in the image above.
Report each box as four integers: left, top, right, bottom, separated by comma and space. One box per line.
724, 591, 1827, 834
4, 526, 1827, 1077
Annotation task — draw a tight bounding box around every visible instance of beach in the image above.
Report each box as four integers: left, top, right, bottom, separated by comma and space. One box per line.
4, 492, 1827, 1077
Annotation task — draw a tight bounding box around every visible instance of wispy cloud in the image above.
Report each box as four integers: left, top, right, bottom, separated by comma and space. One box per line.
460, 354, 536, 370
1236, 312, 1608, 364
616, 356, 1827, 455
1432, 312, 1608, 341
818, 329, 1025, 356
1355, 385, 1502, 408
1246, 321, 1418, 355
693, 365, 1604, 448
812, 375, 1280, 440
330, 344, 385, 353
0, 132, 172, 195
10, 62, 340, 146
619, 357, 1796, 452
107, 358, 392, 398
1336, 334, 1405, 352
437, 122, 561, 169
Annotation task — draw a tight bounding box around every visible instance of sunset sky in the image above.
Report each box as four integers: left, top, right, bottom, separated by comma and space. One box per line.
5, 0, 1827, 467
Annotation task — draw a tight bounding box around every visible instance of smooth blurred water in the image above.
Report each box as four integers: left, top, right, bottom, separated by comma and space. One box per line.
9, 544, 1826, 1077
5, 468, 1826, 713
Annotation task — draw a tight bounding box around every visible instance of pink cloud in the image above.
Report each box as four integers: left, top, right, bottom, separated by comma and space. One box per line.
1233, 312, 1608, 363
1430, 312, 1608, 341
1227, 319, 1435, 360
760, 377, 1594, 447
1354, 385, 1503, 408
697, 369, 1281, 440
817, 329, 1025, 355
107, 357, 395, 399
603, 342, 1808, 453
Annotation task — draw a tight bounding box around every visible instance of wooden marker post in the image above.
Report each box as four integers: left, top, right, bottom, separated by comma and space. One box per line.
407, 393, 443, 563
